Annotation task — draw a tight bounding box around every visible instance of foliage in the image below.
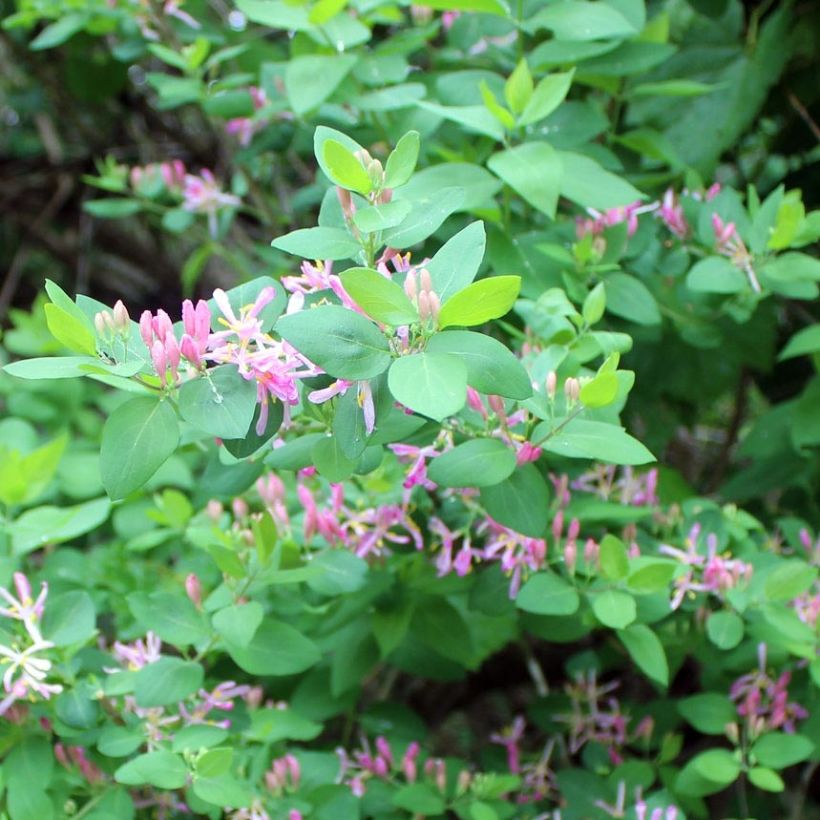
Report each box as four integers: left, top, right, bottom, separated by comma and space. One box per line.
0, 0, 819, 819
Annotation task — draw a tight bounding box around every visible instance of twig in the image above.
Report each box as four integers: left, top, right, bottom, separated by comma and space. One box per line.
787, 91, 820, 143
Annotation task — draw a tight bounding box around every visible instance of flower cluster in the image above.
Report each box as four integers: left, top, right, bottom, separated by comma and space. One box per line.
0, 573, 63, 716
729, 644, 808, 736
659, 524, 753, 610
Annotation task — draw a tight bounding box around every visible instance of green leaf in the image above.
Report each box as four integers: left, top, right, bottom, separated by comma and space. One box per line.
604, 273, 661, 326
591, 589, 636, 629
426, 221, 486, 302
630, 80, 719, 97
352, 200, 412, 233
272, 227, 361, 261
526, 1, 638, 40
384, 131, 420, 189
427, 439, 517, 488
779, 324, 820, 361
128, 591, 210, 646
678, 693, 737, 735
83, 198, 143, 219
2, 356, 101, 380
284, 54, 358, 114
599, 534, 629, 580
426, 330, 532, 400
691, 749, 741, 786
487, 143, 562, 218
687, 257, 748, 294
212, 602, 264, 648
752, 733, 814, 769
194, 775, 252, 809
480, 80, 515, 130
412, 597, 475, 666
115, 751, 188, 789
172, 724, 229, 751
516, 572, 579, 615
223, 617, 321, 675
135, 658, 204, 707
519, 71, 574, 126
617, 624, 668, 686
307, 550, 368, 595
98, 726, 144, 758
312, 435, 357, 482
558, 151, 645, 210
339, 267, 418, 325
706, 610, 744, 650
748, 767, 784, 792
439, 276, 521, 328
417, 0, 508, 13
505, 59, 534, 114
178, 366, 257, 440
579, 372, 619, 408
582, 282, 606, 325
322, 139, 372, 195
627, 559, 677, 592
392, 783, 446, 815
540, 419, 655, 465
100, 397, 179, 500
30, 12, 87, 49
11, 497, 111, 556
41, 591, 96, 646
417, 101, 505, 141
480, 463, 550, 537
762, 252, 820, 284
381, 187, 465, 249
388, 352, 467, 421
44, 304, 97, 355
764, 560, 818, 601
276, 305, 391, 380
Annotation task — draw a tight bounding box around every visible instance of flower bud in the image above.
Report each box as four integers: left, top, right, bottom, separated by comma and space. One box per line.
419, 268, 432, 294
139, 310, 153, 348
375, 736, 393, 766
546, 370, 557, 400
336, 187, 354, 220
151, 340, 168, 386
427, 291, 441, 322
232, 498, 249, 520
379, 188, 393, 204
185, 573, 202, 608
103, 311, 116, 334
206, 499, 223, 521
584, 537, 599, 566
418, 290, 431, 321
113, 300, 130, 331
488, 394, 506, 419
564, 540, 577, 574
403, 271, 418, 302
94, 312, 107, 338
180, 335, 202, 368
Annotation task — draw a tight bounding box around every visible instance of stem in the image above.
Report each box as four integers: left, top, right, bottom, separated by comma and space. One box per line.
531, 405, 585, 448
74, 793, 105, 820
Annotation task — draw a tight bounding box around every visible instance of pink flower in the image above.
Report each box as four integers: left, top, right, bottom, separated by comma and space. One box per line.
0, 573, 49, 642
182, 169, 240, 237
480, 518, 547, 597
309, 379, 376, 435
656, 189, 689, 238
490, 716, 526, 773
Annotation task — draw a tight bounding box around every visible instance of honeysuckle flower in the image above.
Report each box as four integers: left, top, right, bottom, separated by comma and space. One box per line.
308, 379, 376, 435
110, 631, 162, 670
659, 527, 752, 609
490, 715, 526, 773
711, 213, 761, 292
480, 518, 547, 597
178, 681, 251, 727
0, 572, 49, 642
0, 638, 63, 701
655, 188, 689, 238
226, 86, 268, 146
180, 297, 211, 368
281, 259, 362, 314
730, 644, 808, 734
182, 169, 241, 237
265, 753, 301, 793
230, 801, 270, 820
